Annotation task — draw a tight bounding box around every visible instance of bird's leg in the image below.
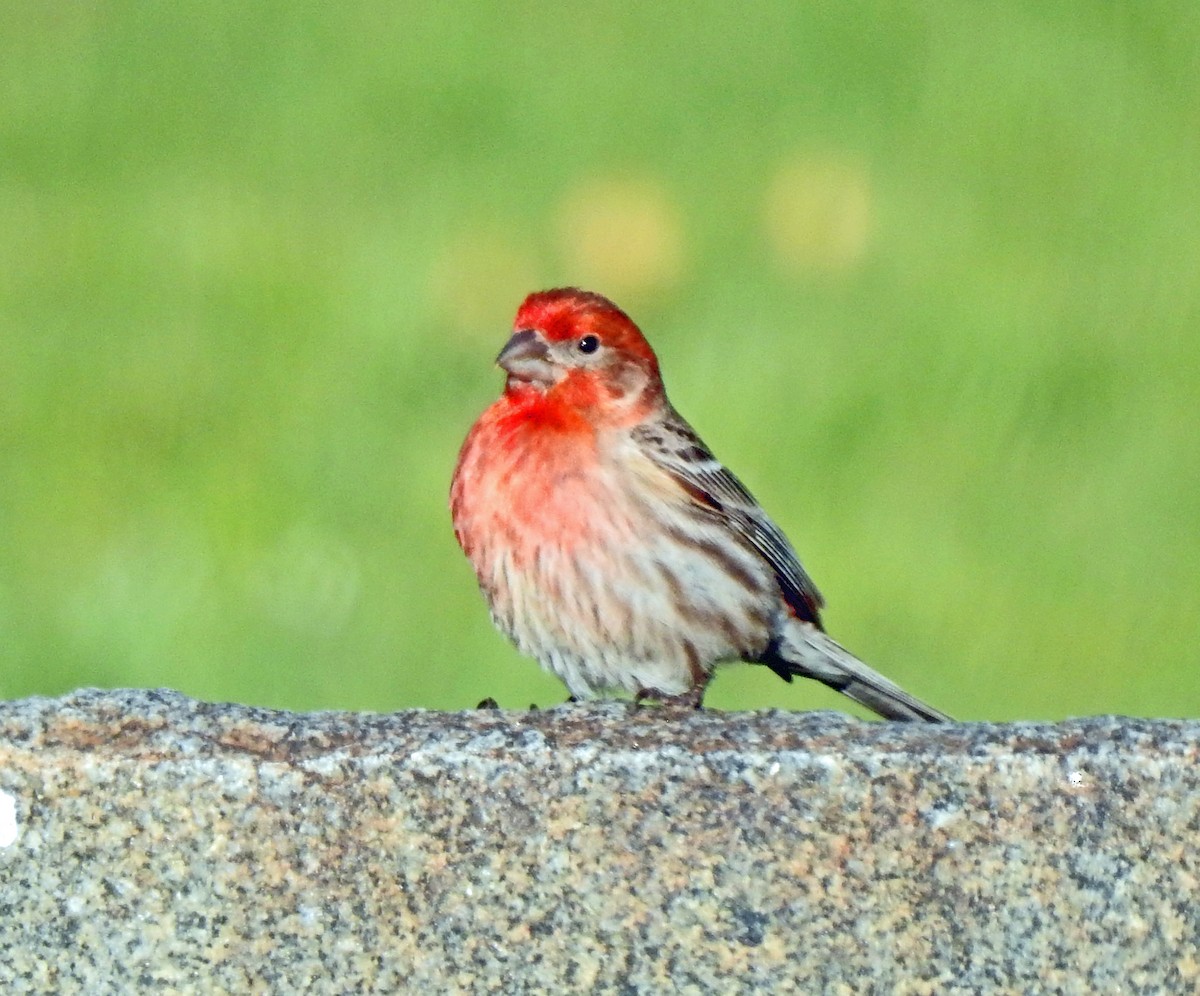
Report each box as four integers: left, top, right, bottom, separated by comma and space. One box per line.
634, 682, 708, 710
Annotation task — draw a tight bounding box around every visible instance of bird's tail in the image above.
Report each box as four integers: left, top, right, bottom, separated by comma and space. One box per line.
768, 622, 951, 722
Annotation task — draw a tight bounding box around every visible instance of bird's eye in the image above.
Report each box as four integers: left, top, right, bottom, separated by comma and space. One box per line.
578, 334, 600, 354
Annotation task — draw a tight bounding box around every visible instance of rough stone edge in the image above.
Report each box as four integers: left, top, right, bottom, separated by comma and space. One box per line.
0, 687, 1194, 764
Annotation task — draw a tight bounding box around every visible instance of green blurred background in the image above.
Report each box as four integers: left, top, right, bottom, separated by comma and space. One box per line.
2, 3, 1197, 720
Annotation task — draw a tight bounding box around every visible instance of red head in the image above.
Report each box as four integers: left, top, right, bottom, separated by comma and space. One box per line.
495, 288, 664, 423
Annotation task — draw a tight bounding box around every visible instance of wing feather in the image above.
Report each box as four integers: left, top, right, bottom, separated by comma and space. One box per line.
633, 411, 825, 626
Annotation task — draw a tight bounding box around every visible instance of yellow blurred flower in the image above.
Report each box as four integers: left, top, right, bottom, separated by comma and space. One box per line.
555, 176, 685, 298
764, 152, 873, 276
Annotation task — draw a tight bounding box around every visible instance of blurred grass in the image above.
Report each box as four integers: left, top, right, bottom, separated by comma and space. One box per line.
1, 2, 1197, 719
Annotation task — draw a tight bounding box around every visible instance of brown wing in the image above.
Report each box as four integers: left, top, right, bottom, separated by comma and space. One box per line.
633, 410, 825, 627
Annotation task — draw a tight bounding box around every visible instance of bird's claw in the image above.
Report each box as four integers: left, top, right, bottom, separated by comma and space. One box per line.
633, 687, 706, 710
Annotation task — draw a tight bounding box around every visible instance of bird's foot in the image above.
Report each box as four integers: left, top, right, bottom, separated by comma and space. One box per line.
633, 686, 706, 710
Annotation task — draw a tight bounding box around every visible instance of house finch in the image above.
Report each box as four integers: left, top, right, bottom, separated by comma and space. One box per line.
450, 288, 950, 721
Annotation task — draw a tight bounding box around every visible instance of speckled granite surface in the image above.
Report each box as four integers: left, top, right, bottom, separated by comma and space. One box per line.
0, 689, 1196, 992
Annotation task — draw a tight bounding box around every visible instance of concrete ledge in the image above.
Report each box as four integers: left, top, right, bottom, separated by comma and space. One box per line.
0, 689, 1197, 991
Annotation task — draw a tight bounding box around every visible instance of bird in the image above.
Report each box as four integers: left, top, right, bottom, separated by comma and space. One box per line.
450, 288, 950, 721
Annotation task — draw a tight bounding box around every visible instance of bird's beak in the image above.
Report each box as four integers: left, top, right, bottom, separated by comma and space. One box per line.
496, 329, 555, 386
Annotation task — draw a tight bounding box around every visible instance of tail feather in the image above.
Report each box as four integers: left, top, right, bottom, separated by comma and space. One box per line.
767, 623, 951, 723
